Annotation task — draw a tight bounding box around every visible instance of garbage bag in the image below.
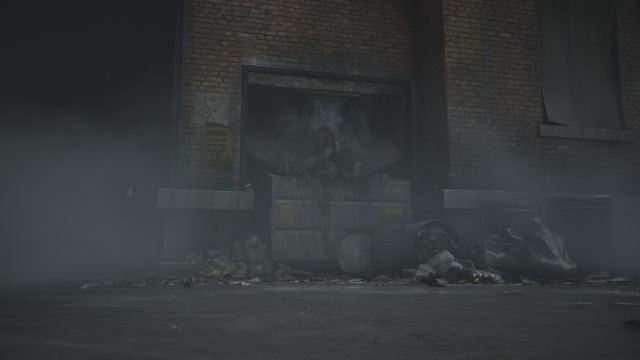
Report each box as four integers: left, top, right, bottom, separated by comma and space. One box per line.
522, 217, 576, 276
473, 217, 576, 278
471, 231, 525, 275
426, 250, 456, 274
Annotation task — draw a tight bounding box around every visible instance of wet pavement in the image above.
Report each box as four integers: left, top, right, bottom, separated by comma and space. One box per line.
1, 283, 640, 359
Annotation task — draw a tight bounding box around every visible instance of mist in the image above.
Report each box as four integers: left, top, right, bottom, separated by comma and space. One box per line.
0, 0, 637, 286
0, 1, 639, 358
0, 1, 177, 285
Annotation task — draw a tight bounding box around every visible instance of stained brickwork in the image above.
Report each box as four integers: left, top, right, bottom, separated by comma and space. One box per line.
414, 0, 449, 193
442, 0, 640, 193
177, 0, 640, 194
179, 0, 413, 189
617, 0, 640, 190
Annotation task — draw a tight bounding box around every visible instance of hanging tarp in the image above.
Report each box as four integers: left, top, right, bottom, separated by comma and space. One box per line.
539, 0, 623, 129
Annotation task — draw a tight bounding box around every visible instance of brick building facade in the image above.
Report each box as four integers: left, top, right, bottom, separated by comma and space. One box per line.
175, 0, 414, 190
438, 0, 639, 194
165, 0, 640, 269
174, 0, 640, 196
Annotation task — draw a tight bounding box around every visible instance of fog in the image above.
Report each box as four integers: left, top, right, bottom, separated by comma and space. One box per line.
0, 1, 176, 285
0, 0, 638, 288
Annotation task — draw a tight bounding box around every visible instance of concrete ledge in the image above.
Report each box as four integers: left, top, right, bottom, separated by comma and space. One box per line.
417, 189, 608, 211
418, 189, 545, 211
157, 188, 254, 210
539, 124, 634, 142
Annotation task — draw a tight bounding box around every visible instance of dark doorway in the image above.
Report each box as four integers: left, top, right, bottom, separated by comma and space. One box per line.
242, 69, 412, 185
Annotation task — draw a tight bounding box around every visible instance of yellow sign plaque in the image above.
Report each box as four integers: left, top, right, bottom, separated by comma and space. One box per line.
201, 123, 234, 170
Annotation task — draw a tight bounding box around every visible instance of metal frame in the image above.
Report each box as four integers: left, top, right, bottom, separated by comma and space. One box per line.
239, 65, 415, 186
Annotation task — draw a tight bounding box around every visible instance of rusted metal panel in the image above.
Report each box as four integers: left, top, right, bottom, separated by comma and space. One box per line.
272, 200, 408, 230
271, 230, 348, 261
269, 175, 411, 261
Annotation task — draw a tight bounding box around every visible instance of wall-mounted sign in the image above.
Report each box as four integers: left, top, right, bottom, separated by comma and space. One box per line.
201, 123, 234, 171
193, 92, 229, 126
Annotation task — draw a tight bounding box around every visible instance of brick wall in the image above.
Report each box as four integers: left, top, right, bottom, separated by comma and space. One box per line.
177, 0, 640, 194
414, 0, 449, 193
441, 0, 640, 193
617, 0, 640, 191
178, 0, 413, 189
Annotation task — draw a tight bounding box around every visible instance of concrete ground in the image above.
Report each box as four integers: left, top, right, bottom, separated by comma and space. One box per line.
1, 283, 639, 359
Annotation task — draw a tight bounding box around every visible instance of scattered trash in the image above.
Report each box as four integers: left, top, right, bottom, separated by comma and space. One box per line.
470, 233, 522, 275
415, 264, 436, 283
373, 221, 459, 273
169, 324, 181, 331
414, 222, 460, 264
443, 260, 469, 283
195, 232, 275, 283
468, 270, 503, 284
230, 231, 273, 277
73, 214, 633, 291
415, 265, 445, 287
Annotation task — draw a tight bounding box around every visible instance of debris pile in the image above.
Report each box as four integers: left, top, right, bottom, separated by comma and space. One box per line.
471, 217, 576, 279
386, 216, 580, 287
184, 232, 274, 284
78, 215, 636, 290
199, 233, 272, 281
404, 250, 503, 287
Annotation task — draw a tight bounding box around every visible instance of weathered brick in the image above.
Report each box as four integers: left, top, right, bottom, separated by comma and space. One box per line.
441, 0, 640, 193
176, 0, 640, 194
176, 0, 413, 189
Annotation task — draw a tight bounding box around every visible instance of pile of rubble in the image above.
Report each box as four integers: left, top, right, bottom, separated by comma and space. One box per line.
404, 251, 503, 287
79, 217, 636, 290
386, 216, 580, 287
